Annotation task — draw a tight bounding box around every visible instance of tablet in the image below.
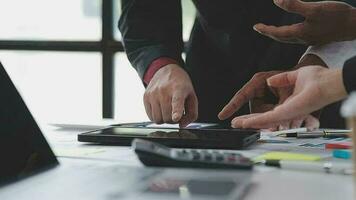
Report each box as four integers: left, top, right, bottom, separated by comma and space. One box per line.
78, 123, 260, 149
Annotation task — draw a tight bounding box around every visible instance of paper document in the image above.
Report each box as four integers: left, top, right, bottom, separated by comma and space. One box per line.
146, 123, 219, 129
49, 119, 117, 130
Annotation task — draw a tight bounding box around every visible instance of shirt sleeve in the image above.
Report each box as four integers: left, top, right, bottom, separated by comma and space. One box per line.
342, 56, 356, 93
143, 57, 179, 85
300, 39, 356, 69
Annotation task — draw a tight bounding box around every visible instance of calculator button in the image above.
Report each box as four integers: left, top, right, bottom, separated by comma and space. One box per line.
224, 152, 239, 156
200, 150, 208, 154
204, 154, 212, 161
215, 154, 224, 162
192, 152, 201, 160
176, 150, 189, 159
181, 150, 188, 154
227, 155, 236, 162
190, 149, 198, 154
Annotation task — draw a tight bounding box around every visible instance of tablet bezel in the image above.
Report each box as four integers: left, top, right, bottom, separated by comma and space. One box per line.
78, 125, 260, 149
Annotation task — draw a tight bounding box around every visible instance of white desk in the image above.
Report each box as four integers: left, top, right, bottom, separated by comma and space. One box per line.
43, 124, 354, 200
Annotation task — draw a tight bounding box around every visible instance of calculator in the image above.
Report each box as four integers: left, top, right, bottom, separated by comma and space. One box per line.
132, 139, 253, 170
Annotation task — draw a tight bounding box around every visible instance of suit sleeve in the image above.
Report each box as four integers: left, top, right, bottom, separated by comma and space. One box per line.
343, 56, 356, 93
118, 0, 185, 81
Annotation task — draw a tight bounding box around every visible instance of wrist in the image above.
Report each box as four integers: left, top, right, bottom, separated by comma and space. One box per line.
319, 69, 348, 104
152, 64, 186, 83
144, 57, 179, 85
296, 54, 328, 69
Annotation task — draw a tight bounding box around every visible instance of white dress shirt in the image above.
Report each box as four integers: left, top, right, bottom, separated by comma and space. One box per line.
301, 39, 356, 69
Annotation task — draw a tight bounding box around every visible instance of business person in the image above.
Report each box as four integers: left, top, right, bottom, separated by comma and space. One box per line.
119, 0, 353, 127
230, 57, 356, 129
219, 0, 356, 129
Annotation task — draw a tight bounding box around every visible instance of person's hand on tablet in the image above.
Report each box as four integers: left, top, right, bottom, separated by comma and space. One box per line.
218, 70, 318, 131
144, 64, 198, 127
254, 0, 356, 45
230, 65, 348, 129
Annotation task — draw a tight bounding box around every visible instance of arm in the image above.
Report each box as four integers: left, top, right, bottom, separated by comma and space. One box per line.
119, 0, 198, 127
119, 0, 185, 80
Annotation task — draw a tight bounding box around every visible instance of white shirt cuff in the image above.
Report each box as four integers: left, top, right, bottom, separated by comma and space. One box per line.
301, 39, 356, 69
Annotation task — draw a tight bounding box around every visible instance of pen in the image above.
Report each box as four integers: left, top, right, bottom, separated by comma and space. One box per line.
261, 160, 353, 175
278, 130, 351, 138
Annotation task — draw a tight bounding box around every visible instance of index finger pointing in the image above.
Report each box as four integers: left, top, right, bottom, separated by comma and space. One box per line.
171, 92, 185, 122
218, 81, 259, 120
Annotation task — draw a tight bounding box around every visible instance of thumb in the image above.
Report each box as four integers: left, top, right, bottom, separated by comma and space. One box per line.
267, 70, 298, 88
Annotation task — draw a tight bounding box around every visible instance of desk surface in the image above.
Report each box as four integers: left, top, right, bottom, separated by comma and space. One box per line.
39, 124, 355, 200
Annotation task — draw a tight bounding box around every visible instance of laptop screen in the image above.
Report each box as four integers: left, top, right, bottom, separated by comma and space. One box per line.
0, 63, 58, 184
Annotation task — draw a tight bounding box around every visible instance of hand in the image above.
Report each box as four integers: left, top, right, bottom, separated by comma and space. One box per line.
144, 64, 198, 127
231, 65, 348, 129
218, 71, 319, 130
254, 0, 356, 45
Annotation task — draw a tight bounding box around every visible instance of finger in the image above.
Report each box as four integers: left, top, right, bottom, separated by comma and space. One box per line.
254, 23, 304, 42
239, 114, 285, 129
241, 94, 309, 129
231, 113, 276, 128
219, 78, 263, 120
179, 94, 199, 128
268, 126, 279, 132
267, 70, 298, 88
231, 113, 261, 128
171, 92, 185, 122
249, 99, 275, 113
273, 0, 312, 16
143, 96, 153, 121
161, 96, 173, 123
151, 101, 163, 124
218, 90, 251, 120
304, 115, 320, 130
291, 118, 304, 129
278, 121, 291, 131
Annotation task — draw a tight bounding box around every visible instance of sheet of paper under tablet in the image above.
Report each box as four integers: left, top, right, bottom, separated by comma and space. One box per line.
146, 123, 218, 129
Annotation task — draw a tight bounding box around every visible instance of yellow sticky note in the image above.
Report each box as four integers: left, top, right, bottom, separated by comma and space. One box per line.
254, 152, 322, 162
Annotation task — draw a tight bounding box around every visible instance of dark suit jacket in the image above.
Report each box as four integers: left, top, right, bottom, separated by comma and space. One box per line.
344, 56, 356, 93
119, 0, 355, 125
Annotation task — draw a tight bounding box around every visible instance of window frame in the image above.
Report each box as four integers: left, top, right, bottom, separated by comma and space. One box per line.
0, 0, 120, 118
0, 0, 193, 119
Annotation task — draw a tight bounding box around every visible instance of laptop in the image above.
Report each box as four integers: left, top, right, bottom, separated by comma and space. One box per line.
0, 62, 252, 200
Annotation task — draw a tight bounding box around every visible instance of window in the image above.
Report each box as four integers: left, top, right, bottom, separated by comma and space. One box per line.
0, 0, 195, 124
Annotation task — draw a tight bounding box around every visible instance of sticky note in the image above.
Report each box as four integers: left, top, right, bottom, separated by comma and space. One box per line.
253, 152, 322, 162
333, 150, 352, 159
325, 142, 352, 149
